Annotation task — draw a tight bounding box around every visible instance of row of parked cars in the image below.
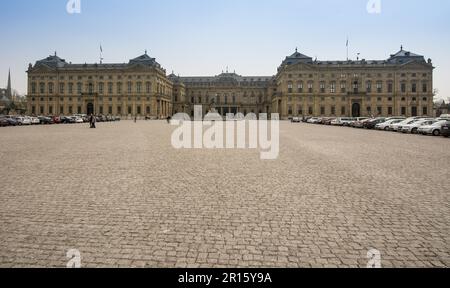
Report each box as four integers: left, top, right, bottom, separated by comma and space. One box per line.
0, 114, 121, 127
294, 114, 450, 138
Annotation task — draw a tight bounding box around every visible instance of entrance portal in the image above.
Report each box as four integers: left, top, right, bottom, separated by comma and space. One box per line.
352, 103, 361, 118
87, 103, 94, 115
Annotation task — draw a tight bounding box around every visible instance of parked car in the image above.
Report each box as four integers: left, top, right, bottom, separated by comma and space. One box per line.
331, 117, 354, 126
30, 117, 40, 125
399, 119, 436, 134
375, 119, 404, 131
307, 117, 321, 124
38, 116, 54, 125
418, 120, 449, 136
363, 118, 386, 129
352, 118, 372, 128
15, 116, 32, 126
71, 116, 84, 124
441, 121, 450, 138
291, 117, 301, 123
52, 116, 61, 124
390, 118, 419, 132
0, 117, 9, 127
61, 116, 75, 124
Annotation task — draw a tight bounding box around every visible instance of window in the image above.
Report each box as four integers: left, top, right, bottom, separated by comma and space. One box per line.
68, 106, 73, 114
68, 83, 73, 94
99, 82, 104, 94
288, 105, 293, 115
137, 106, 141, 115
320, 82, 325, 93
88, 83, 94, 94
48, 106, 53, 115
341, 106, 346, 115
59, 83, 64, 94
401, 107, 406, 115
60, 106, 64, 114
108, 106, 113, 115
288, 82, 293, 93
308, 106, 313, 115
330, 82, 336, 93
412, 83, 417, 93
298, 105, 303, 115
137, 82, 142, 94
77, 83, 82, 94
340, 82, 346, 93
128, 106, 132, 114
388, 107, 393, 115
308, 82, 313, 93
48, 83, 54, 94
31, 83, 37, 94
331, 106, 336, 115
117, 106, 122, 115
367, 106, 372, 113
117, 83, 122, 94
366, 81, 372, 93
146, 106, 151, 114
376, 82, 382, 93
298, 82, 303, 93
422, 83, 428, 93
320, 106, 325, 115
77, 106, 82, 114
353, 81, 359, 93
388, 82, 393, 93
401, 83, 406, 93
146, 82, 151, 93
128, 82, 132, 94
423, 106, 428, 115
40, 106, 44, 114
377, 107, 382, 115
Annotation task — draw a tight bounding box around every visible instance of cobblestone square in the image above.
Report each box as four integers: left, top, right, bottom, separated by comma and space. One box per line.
0, 121, 448, 268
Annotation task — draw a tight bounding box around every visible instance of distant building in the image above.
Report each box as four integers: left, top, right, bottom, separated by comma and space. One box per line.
27, 46, 434, 119
0, 70, 12, 112
435, 100, 449, 117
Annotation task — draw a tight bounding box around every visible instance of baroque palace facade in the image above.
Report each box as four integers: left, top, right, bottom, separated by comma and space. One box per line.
27, 47, 434, 119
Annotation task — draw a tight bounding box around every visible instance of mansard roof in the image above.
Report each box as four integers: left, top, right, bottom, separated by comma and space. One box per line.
179, 72, 273, 85
278, 47, 432, 71
29, 52, 164, 72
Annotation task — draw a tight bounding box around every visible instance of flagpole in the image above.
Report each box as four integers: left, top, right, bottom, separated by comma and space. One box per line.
346, 37, 349, 61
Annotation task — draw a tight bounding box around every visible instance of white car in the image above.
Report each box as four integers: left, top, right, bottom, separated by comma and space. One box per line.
331, 117, 354, 126
291, 117, 301, 123
30, 117, 40, 125
307, 117, 320, 124
376, 119, 404, 131
72, 116, 84, 124
390, 118, 418, 132
399, 119, 436, 134
15, 117, 32, 126
418, 120, 449, 136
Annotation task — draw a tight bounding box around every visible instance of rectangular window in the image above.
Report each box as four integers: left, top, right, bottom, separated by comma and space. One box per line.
68, 83, 73, 94
412, 83, 417, 93
77, 83, 82, 94
422, 83, 427, 93
298, 83, 303, 93
401, 83, 406, 93
137, 82, 142, 94
377, 107, 382, 115
388, 83, 393, 93
422, 106, 428, 115
128, 82, 132, 94
388, 107, 393, 115
320, 82, 325, 93
330, 82, 336, 93
40, 83, 45, 94
59, 83, 64, 94
341, 106, 346, 115
308, 82, 313, 93
376, 82, 382, 93
331, 106, 336, 115
31, 83, 37, 94
48, 83, 54, 94
146, 82, 151, 93
99, 83, 104, 94
401, 107, 406, 115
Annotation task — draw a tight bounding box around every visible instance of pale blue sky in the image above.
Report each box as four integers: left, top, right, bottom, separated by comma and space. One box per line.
1, 0, 449, 101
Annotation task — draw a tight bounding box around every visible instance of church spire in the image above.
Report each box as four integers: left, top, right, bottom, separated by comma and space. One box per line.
6, 69, 12, 99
